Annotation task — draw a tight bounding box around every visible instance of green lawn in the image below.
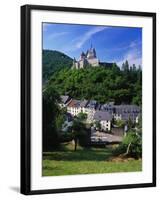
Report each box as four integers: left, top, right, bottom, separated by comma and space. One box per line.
42, 144, 142, 176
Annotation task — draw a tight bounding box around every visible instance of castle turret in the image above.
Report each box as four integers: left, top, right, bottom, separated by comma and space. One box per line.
93, 48, 97, 58
72, 57, 78, 69
86, 47, 96, 59
79, 52, 86, 60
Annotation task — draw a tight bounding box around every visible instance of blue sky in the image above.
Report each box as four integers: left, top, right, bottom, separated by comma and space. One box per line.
43, 23, 142, 67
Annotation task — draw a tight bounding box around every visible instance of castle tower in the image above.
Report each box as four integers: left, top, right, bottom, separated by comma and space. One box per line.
79, 52, 86, 60
72, 57, 79, 69
86, 44, 97, 59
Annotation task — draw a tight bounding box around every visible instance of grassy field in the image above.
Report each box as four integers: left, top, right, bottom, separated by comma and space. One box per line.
42, 143, 142, 176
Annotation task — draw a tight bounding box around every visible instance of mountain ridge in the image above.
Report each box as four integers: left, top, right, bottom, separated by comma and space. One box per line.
43, 49, 73, 83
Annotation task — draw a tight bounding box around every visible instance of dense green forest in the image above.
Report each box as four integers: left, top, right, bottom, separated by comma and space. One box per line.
43, 50, 73, 83
45, 62, 142, 105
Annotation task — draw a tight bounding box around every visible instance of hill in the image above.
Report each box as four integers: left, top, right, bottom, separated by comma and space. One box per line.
43, 50, 73, 83
45, 66, 142, 105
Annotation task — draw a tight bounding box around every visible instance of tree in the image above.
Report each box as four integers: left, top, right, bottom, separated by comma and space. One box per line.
55, 112, 65, 132
94, 121, 101, 130
132, 64, 136, 71
127, 117, 134, 130
69, 119, 87, 151
136, 114, 142, 136
43, 50, 73, 83
46, 61, 142, 105
114, 119, 125, 128
123, 131, 142, 158
114, 129, 142, 159
77, 112, 87, 122
122, 60, 129, 72
43, 85, 61, 151
138, 65, 142, 71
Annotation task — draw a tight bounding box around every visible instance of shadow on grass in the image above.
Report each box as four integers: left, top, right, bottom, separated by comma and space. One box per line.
43, 147, 112, 161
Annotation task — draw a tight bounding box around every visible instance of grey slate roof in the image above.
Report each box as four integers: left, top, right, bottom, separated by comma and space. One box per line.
60, 95, 70, 104
86, 100, 97, 109
114, 105, 141, 121
80, 100, 89, 107
93, 111, 112, 121
121, 113, 139, 121
96, 104, 101, 110
100, 104, 114, 113
114, 105, 140, 114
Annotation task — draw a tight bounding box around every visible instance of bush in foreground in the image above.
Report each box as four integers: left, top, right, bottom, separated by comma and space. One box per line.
114, 131, 142, 159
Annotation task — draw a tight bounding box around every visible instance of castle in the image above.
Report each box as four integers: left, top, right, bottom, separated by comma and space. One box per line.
72, 45, 100, 69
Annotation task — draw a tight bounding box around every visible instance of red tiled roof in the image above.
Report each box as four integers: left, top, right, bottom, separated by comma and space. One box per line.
67, 100, 78, 107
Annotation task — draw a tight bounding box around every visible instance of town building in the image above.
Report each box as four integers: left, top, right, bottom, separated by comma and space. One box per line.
66, 97, 141, 124
59, 95, 72, 108
113, 105, 141, 123
85, 100, 98, 122
93, 110, 112, 131
66, 98, 98, 121
67, 99, 88, 116
61, 94, 141, 137
100, 103, 114, 114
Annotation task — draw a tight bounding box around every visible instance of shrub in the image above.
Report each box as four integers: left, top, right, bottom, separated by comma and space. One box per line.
114, 131, 142, 158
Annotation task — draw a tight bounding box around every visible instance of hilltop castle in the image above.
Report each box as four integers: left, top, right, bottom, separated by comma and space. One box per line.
72, 45, 100, 69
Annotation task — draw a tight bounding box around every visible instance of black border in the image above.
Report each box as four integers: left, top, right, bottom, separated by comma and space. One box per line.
21, 4, 156, 195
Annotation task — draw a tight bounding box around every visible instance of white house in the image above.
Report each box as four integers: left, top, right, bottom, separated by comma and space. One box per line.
66, 99, 88, 116
93, 110, 112, 132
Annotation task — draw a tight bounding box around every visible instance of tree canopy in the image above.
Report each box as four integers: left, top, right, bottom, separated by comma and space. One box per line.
45, 62, 142, 105
43, 50, 73, 83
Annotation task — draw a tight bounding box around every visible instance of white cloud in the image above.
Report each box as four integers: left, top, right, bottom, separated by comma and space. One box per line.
130, 41, 137, 48
48, 32, 68, 40
116, 41, 142, 68
108, 45, 130, 52
107, 40, 141, 53
74, 26, 108, 49
116, 49, 142, 68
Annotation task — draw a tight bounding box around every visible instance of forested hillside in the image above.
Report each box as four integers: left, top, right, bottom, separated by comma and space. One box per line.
45, 62, 142, 105
43, 50, 73, 83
